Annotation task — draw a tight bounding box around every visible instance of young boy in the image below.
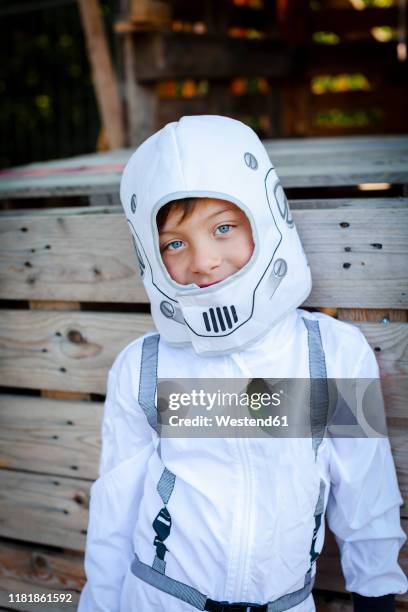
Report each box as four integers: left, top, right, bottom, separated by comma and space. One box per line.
78, 116, 407, 611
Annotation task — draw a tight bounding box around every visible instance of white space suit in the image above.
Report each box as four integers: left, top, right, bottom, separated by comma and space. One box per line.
78, 117, 407, 611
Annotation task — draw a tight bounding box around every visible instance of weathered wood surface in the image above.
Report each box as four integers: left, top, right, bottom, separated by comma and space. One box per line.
0, 395, 102, 479
0, 478, 405, 603
77, 0, 125, 150
129, 33, 291, 81
0, 310, 406, 393
0, 393, 405, 481
1, 203, 407, 307
0, 471, 89, 551
0, 310, 153, 394
0, 136, 406, 198
0, 540, 82, 611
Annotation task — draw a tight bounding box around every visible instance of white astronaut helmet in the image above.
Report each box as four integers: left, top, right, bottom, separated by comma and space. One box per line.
120, 115, 311, 356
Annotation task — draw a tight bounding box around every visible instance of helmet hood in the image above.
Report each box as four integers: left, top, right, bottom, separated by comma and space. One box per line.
120, 115, 311, 356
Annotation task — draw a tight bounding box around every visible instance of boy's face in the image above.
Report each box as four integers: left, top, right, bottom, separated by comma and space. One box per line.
158, 198, 254, 287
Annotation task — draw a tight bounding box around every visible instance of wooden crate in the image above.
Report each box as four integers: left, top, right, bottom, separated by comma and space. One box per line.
0, 135, 407, 610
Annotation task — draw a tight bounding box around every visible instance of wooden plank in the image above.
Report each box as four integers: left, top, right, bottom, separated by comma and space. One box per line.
298, 206, 408, 308
0, 395, 102, 479
1, 204, 407, 307
0, 136, 407, 198
129, 33, 291, 81
0, 310, 406, 404
0, 210, 148, 303
338, 309, 408, 323
77, 0, 125, 149
291, 198, 408, 210
264, 142, 408, 187
0, 471, 89, 551
0, 391, 404, 483
356, 323, 408, 377
0, 310, 153, 394
0, 540, 82, 611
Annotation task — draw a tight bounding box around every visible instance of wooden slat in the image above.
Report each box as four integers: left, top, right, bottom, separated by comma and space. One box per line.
299, 206, 408, 308
355, 323, 408, 377
1, 203, 407, 307
0, 537, 406, 612
129, 33, 290, 81
0, 394, 405, 482
0, 310, 153, 394
0, 136, 406, 198
0, 395, 102, 479
0, 311, 406, 393
0, 540, 81, 611
0, 471, 89, 551
0, 386, 405, 448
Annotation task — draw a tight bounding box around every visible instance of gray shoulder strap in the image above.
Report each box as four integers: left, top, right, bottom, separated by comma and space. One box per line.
138, 333, 160, 431
302, 318, 329, 458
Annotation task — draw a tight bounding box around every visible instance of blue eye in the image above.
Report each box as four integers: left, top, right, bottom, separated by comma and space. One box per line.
166, 239, 184, 251
216, 224, 232, 235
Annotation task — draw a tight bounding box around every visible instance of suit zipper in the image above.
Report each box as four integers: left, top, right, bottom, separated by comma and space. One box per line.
233, 436, 254, 601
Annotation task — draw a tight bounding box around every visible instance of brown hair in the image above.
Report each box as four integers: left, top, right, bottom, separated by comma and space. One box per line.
156, 198, 199, 232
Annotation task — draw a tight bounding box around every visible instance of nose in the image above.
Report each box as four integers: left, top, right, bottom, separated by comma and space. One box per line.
190, 241, 221, 276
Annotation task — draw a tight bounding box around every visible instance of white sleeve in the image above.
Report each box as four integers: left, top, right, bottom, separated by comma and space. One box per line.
78, 345, 155, 611
326, 341, 407, 597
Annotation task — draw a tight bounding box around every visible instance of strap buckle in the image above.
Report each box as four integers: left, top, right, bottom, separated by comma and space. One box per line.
205, 599, 267, 612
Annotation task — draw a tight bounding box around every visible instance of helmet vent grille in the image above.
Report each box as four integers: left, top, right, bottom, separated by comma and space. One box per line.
203, 305, 238, 332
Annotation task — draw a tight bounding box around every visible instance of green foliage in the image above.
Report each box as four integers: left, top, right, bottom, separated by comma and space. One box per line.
316, 108, 382, 128
0, 0, 116, 169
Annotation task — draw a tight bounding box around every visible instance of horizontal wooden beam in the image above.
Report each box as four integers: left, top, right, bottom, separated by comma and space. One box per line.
0, 539, 82, 611
0, 310, 153, 394
0, 309, 406, 392
0, 470, 89, 551
1, 203, 407, 307
128, 33, 292, 81
0, 136, 407, 198
0, 395, 102, 479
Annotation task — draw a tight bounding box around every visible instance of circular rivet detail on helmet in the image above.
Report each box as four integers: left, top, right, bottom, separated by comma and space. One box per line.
244, 152, 258, 170
273, 259, 287, 278
131, 194, 137, 213
160, 301, 175, 318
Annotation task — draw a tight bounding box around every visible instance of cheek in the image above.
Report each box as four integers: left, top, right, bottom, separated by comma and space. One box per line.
231, 228, 254, 267
161, 252, 187, 284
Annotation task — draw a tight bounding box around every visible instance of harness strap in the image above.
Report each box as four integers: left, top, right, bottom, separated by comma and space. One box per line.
310, 479, 326, 566
152, 467, 177, 573
302, 318, 329, 458
138, 333, 160, 431
131, 553, 315, 612
139, 334, 177, 574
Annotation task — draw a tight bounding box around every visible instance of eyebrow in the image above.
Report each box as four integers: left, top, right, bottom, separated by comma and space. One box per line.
159, 207, 237, 235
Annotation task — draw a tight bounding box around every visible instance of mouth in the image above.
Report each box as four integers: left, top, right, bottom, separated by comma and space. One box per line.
198, 279, 224, 288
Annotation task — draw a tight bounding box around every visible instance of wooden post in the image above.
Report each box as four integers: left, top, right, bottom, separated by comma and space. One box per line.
122, 32, 157, 146
77, 0, 126, 149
